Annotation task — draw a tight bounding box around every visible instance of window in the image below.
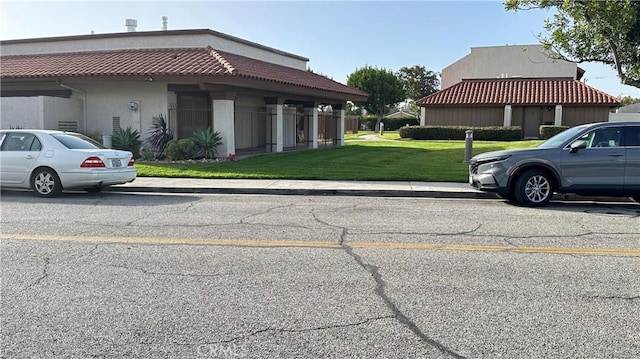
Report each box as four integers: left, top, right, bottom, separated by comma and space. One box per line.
0, 133, 41, 152
623, 126, 640, 147
51, 133, 105, 149
578, 127, 622, 148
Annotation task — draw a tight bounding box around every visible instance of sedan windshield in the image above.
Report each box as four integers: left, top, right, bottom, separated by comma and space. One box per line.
51, 133, 106, 149
537, 125, 589, 149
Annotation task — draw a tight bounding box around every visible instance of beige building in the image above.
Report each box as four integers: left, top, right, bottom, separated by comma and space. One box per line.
441, 44, 583, 89
418, 45, 619, 138
1, 27, 367, 156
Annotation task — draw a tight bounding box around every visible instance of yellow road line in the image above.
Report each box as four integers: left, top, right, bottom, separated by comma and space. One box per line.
1, 233, 638, 257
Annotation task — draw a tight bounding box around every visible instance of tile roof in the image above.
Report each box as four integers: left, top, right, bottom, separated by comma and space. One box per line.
416, 78, 620, 106
0, 47, 367, 98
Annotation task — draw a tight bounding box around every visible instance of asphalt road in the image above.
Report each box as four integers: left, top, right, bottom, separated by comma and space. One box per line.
1, 191, 639, 358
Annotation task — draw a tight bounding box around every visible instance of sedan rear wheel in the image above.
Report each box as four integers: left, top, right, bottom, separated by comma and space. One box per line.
513, 169, 553, 207
32, 168, 63, 197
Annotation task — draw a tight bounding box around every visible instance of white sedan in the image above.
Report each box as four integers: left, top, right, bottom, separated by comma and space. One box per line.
0, 129, 137, 197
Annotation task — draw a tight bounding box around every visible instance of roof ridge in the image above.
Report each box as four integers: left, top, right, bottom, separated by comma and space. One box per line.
461, 77, 576, 82
208, 48, 237, 75
1, 47, 213, 58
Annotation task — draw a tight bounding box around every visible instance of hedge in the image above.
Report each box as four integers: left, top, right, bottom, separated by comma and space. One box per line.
399, 126, 522, 141
359, 116, 419, 131
539, 125, 570, 140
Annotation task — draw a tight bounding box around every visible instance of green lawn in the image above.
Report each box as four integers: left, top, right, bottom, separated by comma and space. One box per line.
136, 137, 543, 183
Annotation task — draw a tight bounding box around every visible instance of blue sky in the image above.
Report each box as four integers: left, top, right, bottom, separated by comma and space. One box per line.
1, 0, 638, 97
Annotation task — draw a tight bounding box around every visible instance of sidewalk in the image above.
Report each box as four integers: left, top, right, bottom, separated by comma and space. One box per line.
105, 177, 635, 203
108, 177, 495, 198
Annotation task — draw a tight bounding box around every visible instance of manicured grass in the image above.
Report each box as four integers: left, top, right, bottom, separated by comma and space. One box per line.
136, 139, 542, 182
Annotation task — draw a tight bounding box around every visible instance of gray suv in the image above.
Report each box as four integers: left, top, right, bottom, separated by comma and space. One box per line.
469, 121, 640, 206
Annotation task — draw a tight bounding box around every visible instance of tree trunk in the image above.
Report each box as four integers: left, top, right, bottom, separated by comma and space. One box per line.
374, 114, 383, 132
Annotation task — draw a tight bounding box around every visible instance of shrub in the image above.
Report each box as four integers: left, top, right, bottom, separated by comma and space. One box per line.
112, 127, 142, 158
146, 114, 173, 159
399, 126, 522, 141
140, 147, 156, 161
191, 127, 223, 159
539, 125, 570, 140
359, 116, 419, 131
166, 139, 196, 161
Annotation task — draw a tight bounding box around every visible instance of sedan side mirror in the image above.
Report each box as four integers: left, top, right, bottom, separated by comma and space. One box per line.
569, 140, 587, 153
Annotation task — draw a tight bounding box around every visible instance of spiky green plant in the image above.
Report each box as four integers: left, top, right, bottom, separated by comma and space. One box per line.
112, 127, 142, 158
191, 127, 223, 159
147, 114, 173, 159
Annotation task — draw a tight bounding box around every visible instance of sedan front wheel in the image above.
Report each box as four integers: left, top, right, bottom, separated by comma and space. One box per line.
32, 168, 63, 197
513, 169, 553, 207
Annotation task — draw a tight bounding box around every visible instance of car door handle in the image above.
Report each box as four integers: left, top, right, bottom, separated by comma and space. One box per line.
607, 152, 624, 157
25, 155, 35, 159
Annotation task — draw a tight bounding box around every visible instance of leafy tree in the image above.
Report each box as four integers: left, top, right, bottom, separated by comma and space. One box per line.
397, 65, 440, 100
347, 66, 406, 130
618, 96, 640, 105
345, 101, 363, 116
505, 0, 640, 89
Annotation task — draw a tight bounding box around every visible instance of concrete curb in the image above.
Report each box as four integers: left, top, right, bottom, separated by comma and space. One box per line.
104, 185, 634, 203
105, 186, 500, 199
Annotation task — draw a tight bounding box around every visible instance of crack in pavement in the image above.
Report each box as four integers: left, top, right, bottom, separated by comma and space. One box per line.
311, 208, 348, 245
239, 204, 298, 224
586, 295, 640, 301
22, 257, 50, 292
343, 245, 467, 359
210, 315, 395, 344
310, 208, 465, 358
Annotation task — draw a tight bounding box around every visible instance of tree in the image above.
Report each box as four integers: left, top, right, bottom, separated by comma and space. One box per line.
396, 65, 440, 100
346, 66, 406, 130
505, 0, 640, 89
618, 96, 640, 105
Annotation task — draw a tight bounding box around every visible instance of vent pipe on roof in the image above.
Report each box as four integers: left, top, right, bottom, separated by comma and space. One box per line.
125, 19, 137, 32
162, 16, 168, 31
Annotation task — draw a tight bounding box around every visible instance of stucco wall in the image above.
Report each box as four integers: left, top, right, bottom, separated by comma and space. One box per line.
609, 113, 640, 122
77, 83, 169, 141
2, 32, 307, 70
1, 96, 82, 130
441, 45, 577, 89
1, 97, 43, 129
42, 96, 84, 131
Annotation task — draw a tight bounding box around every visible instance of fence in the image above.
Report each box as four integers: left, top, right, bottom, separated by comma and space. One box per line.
168, 108, 342, 152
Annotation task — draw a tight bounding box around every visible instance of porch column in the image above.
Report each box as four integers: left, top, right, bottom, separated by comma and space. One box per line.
503, 105, 512, 127
211, 92, 236, 157
554, 105, 563, 126
333, 103, 345, 146
420, 107, 426, 126
266, 97, 284, 152
303, 102, 318, 149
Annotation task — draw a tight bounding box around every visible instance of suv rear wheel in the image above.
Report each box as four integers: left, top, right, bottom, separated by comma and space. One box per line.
513, 169, 553, 207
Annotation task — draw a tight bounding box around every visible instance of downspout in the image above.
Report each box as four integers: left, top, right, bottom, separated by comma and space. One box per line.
57, 80, 87, 132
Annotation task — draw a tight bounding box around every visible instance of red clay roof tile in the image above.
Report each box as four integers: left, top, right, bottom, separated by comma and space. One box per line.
416, 78, 620, 106
0, 47, 367, 97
